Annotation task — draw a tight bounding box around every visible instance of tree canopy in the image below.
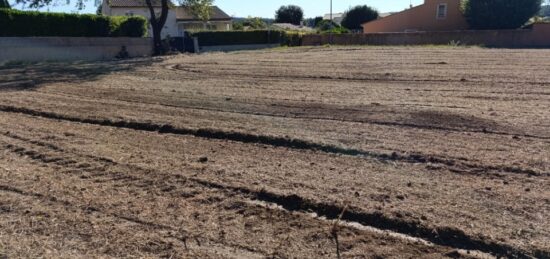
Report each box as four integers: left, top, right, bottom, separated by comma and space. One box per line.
275, 5, 303, 25
341, 5, 379, 31
183, 0, 214, 25
463, 0, 542, 29
0, 0, 10, 8
233, 17, 267, 30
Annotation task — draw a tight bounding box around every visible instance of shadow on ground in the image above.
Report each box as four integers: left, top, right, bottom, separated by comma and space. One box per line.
0, 58, 154, 91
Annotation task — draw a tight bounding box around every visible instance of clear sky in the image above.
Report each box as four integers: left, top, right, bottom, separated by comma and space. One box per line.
12, 0, 424, 17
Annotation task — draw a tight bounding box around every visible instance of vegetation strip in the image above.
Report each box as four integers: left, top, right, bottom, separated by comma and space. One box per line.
0, 104, 545, 177
0, 133, 535, 258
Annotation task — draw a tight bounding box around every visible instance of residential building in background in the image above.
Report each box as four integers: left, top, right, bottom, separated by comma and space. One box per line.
362, 0, 468, 33
323, 13, 344, 25
101, 0, 232, 38
176, 6, 232, 32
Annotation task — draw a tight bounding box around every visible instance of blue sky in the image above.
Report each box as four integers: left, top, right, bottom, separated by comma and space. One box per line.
12, 0, 424, 17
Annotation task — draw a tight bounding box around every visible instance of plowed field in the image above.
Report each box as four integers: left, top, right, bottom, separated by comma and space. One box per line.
0, 46, 549, 258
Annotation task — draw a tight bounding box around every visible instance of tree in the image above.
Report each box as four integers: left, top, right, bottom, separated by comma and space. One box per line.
183, 0, 213, 29
463, 0, 542, 29
0, 0, 10, 8
243, 16, 267, 29
313, 16, 323, 27
275, 5, 303, 25
341, 5, 379, 31
144, 0, 170, 55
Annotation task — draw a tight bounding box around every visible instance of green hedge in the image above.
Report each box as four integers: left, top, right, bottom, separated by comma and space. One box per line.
190, 30, 306, 47
191, 30, 285, 46
0, 9, 147, 37
110, 16, 148, 37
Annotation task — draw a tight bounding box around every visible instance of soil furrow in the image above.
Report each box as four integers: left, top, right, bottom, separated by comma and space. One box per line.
39, 90, 550, 141
0, 104, 545, 177
0, 131, 536, 258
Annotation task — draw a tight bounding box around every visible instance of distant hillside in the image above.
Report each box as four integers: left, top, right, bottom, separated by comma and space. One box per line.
541, 5, 550, 17
232, 17, 275, 25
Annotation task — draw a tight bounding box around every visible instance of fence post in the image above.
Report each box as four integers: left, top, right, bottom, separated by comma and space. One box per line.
193, 37, 200, 54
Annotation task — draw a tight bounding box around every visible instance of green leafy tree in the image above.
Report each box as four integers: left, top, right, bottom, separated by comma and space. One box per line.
316, 19, 348, 34
341, 5, 379, 31
275, 5, 303, 25
304, 16, 323, 27
463, 0, 542, 29
0, 0, 11, 8
182, 0, 214, 29
232, 21, 244, 30
313, 16, 323, 27
243, 16, 267, 29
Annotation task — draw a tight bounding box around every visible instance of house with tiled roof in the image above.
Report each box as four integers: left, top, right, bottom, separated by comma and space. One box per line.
101, 0, 232, 38
362, 0, 468, 33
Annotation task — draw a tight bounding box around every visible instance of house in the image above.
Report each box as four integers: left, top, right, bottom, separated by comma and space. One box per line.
101, 0, 232, 38
362, 0, 468, 33
323, 13, 344, 25
176, 6, 232, 31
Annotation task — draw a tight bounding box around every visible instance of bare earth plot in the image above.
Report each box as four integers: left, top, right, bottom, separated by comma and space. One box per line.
0, 46, 549, 258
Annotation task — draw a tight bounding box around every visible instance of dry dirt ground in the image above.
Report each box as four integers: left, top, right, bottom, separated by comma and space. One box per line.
0, 46, 549, 258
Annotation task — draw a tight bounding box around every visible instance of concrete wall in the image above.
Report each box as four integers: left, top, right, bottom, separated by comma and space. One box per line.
363, 0, 468, 33
102, 6, 179, 38
199, 43, 280, 53
0, 37, 152, 63
303, 23, 550, 48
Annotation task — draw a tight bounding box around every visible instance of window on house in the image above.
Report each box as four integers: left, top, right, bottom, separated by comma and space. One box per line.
125, 11, 134, 16
437, 3, 447, 19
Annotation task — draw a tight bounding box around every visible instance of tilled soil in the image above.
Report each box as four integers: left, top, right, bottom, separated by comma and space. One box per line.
0, 46, 549, 258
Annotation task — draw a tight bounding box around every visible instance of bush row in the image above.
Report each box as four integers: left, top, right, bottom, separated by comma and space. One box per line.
191, 30, 304, 46
0, 9, 147, 37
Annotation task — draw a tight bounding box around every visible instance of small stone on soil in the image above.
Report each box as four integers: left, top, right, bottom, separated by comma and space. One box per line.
198, 157, 208, 163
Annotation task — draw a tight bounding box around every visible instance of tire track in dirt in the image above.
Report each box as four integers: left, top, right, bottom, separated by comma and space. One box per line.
0, 183, 266, 259
0, 131, 539, 258
38, 90, 550, 141
169, 64, 550, 86
0, 135, 453, 258
0, 104, 546, 177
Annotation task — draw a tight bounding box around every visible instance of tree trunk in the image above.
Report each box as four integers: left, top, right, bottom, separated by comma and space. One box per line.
145, 0, 169, 56
152, 26, 162, 56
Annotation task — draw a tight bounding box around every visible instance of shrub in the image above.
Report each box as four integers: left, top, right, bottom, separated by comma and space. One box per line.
192, 30, 284, 46
463, 0, 542, 29
341, 5, 379, 31
316, 20, 349, 34
0, 9, 147, 37
281, 32, 303, 46
111, 16, 148, 37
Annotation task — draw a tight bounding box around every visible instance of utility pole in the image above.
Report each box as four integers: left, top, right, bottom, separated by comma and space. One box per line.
329, 0, 333, 44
